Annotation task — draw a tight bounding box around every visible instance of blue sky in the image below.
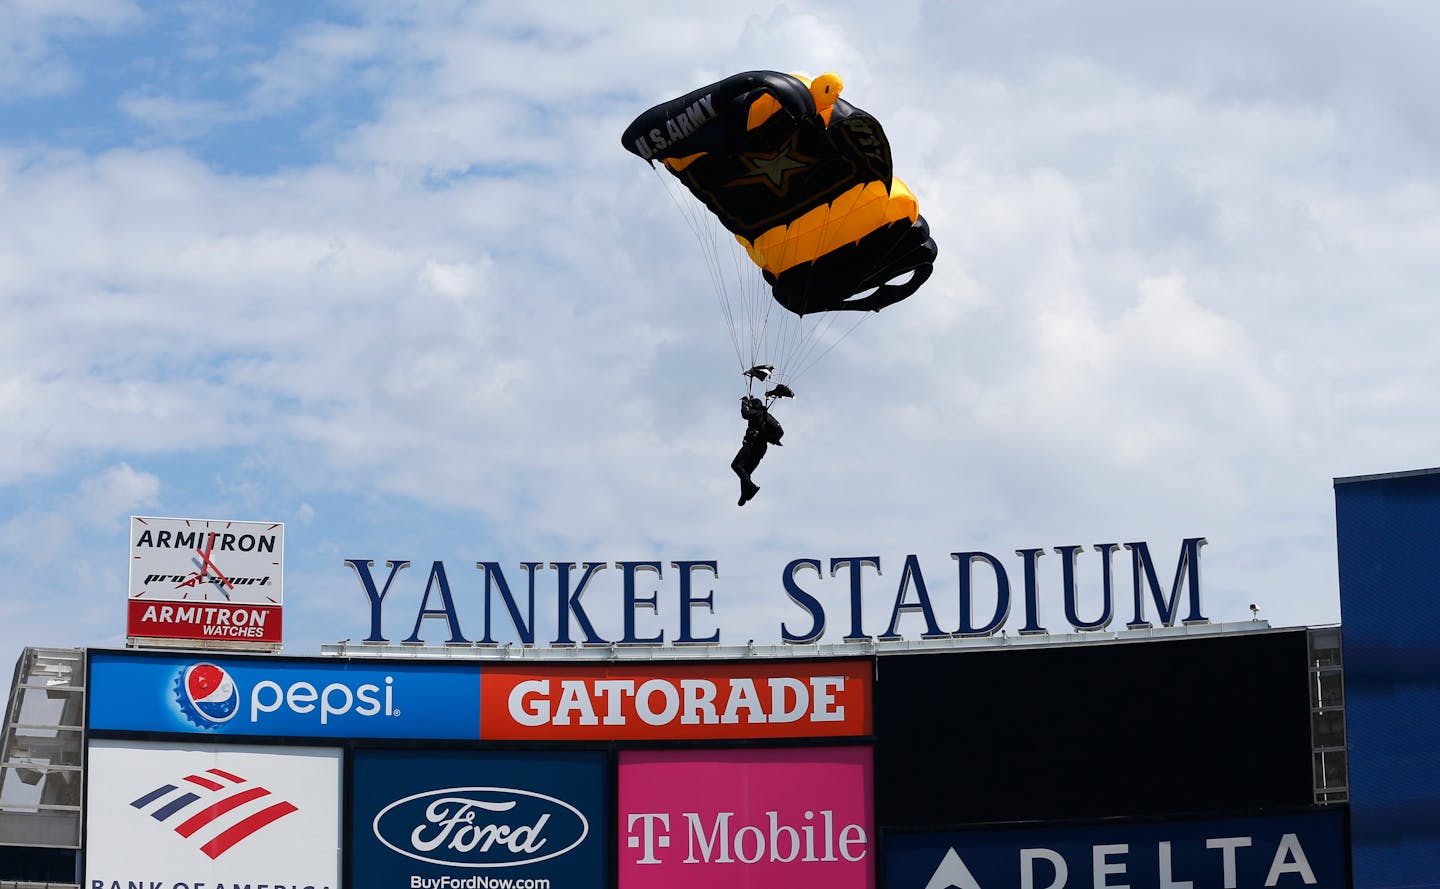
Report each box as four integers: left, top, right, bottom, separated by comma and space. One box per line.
4, 0, 1439, 671
4, 4, 354, 164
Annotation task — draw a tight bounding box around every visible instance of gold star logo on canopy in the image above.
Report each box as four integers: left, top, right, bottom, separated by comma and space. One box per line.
730, 134, 814, 195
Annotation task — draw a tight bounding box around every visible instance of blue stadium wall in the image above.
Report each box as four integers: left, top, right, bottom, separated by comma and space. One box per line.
1337, 468, 1440, 888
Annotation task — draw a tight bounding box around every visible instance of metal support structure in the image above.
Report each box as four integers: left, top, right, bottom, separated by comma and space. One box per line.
1308, 626, 1348, 804
0, 648, 85, 851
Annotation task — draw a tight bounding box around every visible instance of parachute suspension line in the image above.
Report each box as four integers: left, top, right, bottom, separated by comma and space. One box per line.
783, 217, 873, 379
776, 177, 933, 383
731, 225, 769, 374
754, 267, 781, 380
788, 311, 871, 381
650, 168, 918, 394
755, 185, 848, 391
654, 168, 746, 373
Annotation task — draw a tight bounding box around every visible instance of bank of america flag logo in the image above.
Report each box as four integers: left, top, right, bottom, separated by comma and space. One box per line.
129, 767, 298, 859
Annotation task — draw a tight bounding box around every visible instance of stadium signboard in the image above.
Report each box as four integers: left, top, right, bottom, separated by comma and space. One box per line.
84, 739, 341, 889
128, 515, 284, 649
88, 651, 481, 739
87, 651, 869, 743
872, 631, 1315, 825
882, 809, 1348, 889
480, 660, 872, 741
618, 746, 875, 889
344, 538, 1208, 647
351, 749, 608, 889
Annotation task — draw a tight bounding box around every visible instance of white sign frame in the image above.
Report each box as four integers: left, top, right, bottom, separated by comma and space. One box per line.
85, 739, 341, 888
127, 515, 284, 650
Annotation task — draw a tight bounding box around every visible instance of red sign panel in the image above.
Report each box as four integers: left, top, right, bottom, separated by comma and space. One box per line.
480, 660, 872, 741
127, 600, 283, 644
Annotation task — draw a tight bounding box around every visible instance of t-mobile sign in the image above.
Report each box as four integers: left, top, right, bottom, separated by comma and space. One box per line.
618, 746, 874, 889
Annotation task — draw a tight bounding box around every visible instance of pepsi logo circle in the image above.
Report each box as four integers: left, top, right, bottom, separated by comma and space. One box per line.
174, 663, 239, 728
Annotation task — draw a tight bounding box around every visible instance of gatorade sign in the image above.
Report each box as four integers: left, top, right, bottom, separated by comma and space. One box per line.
480, 660, 872, 741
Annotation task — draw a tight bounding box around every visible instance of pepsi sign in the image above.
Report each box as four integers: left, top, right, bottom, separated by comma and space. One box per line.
352, 749, 607, 889
88, 650, 480, 739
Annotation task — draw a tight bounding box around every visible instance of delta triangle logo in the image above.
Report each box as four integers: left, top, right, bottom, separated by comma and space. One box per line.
924, 847, 984, 889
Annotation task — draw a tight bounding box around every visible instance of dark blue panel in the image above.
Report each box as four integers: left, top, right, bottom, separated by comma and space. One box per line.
873, 631, 1312, 825
1336, 470, 1440, 888
351, 749, 608, 888
88, 650, 480, 739
885, 809, 1348, 889
0, 846, 77, 884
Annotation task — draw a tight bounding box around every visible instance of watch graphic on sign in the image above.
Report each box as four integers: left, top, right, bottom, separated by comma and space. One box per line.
176, 526, 234, 600
129, 516, 282, 607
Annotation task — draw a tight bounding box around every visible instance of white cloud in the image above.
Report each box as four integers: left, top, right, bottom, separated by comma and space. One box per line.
77, 462, 161, 518
0, 462, 157, 671
5, 0, 1440, 668
118, 91, 236, 137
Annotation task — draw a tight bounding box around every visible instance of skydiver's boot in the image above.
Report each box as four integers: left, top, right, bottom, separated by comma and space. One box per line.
739, 480, 760, 506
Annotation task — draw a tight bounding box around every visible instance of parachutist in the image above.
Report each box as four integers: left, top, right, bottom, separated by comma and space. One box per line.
733, 396, 783, 506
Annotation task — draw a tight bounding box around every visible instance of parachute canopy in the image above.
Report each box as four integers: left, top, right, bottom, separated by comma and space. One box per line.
623, 70, 937, 316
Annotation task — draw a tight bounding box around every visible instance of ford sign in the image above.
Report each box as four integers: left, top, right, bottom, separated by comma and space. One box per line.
373, 786, 589, 868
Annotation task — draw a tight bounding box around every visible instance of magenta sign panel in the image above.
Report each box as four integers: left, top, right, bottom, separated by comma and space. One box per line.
618, 746, 874, 889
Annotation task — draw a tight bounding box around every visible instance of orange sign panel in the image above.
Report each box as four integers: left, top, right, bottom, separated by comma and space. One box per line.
480, 660, 872, 741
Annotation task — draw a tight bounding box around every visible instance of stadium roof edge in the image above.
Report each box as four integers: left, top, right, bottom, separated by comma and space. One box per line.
1334, 466, 1440, 486
294, 620, 1288, 662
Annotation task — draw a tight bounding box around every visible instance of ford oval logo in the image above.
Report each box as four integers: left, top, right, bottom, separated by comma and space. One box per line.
373, 786, 588, 868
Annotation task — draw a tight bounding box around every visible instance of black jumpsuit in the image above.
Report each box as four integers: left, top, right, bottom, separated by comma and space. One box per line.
732, 397, 771, 505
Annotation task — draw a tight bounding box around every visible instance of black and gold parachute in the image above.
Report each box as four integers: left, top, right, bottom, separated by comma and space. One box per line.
622, 70, 936, 316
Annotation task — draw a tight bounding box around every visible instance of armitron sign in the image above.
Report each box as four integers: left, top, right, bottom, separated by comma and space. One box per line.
128, 516, 283, 649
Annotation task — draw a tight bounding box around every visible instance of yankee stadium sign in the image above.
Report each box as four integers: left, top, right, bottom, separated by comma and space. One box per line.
345, 538, 1207, 646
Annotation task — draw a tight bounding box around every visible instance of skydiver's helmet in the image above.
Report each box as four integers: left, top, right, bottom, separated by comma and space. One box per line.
742, 396, 765, 414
